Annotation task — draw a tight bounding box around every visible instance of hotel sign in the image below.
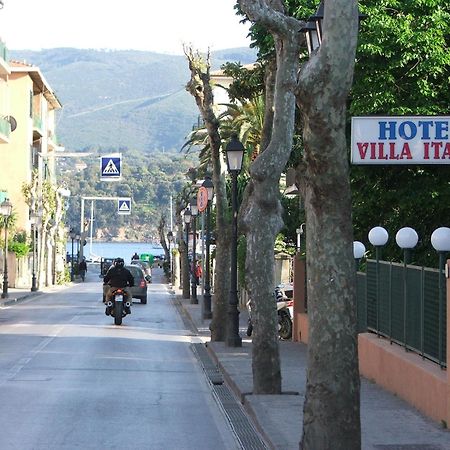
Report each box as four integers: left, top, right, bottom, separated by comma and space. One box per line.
351, 116, 450, 165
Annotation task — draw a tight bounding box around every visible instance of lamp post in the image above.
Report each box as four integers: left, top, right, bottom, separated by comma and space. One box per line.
167, 230, 173, 286
202, 175, 214, 319
190, 196, 199, 305
69, 229, 76, 281
225, 135, 244, 347
431, 227, 450, 367
183, 209, 191, 299
395, 227, 418, 349
368, 226, 389, 336
0, 198, 12, 299
75, 233, 80, 264
30, 211, 41, 292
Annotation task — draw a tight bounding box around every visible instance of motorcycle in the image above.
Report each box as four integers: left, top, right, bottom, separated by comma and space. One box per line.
105, 287, 131, 326
246, 285, 293, 340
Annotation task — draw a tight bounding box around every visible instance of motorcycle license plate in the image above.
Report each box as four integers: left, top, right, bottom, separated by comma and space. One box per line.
115, 294, 124, 302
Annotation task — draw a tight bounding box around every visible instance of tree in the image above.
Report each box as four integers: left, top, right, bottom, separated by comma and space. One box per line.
237, 0, 300, 396
296, 1, 360, 447
238, 0, 361, 448
185, 47, 231, 341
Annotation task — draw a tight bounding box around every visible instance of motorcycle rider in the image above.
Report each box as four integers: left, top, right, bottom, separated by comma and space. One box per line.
103, 258, 134, 314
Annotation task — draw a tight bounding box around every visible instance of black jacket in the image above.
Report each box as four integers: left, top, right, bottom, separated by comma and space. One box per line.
103, 266, 134, 288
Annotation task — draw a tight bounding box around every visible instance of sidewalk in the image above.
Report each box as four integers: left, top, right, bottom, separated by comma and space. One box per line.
176, 292, 450, 450
0, 283, 74, 307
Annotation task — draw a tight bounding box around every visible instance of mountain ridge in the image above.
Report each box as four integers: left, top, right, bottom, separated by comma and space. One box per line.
11, 47, 256, 153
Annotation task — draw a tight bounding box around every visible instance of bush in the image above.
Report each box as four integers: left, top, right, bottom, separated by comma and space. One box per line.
8, 240, 30, 257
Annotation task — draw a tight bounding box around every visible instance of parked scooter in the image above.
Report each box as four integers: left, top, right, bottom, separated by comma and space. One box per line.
246, 285, 293, 339
105, 287, 131, 326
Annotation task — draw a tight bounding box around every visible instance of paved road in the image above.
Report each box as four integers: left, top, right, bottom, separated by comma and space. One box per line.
0, 267, 240, 450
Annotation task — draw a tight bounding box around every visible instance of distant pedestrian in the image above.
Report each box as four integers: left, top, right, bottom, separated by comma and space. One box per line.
194, 261, 202, 285
79, 258, 87, 282
131, 252, 140, 261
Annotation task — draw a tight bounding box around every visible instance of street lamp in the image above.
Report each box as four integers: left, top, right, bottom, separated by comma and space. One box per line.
183, 209, 192, 299
1, 198, 12, 298
69, 229, 76, 281
30, 210, 42, 291
368, 226, 389, 336
300, 0, 365, 56
167, 230, 173, 285
353, 241, 366, 272
202, 175, 214, 319
225, 135, 245, 347
395, 227, 419, 349
431, 226, 450, 367
190, 196, 199, 305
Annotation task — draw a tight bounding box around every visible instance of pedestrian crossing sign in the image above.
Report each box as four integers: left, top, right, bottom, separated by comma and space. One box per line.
117, 198, 131, 215
101, 154, 122, 181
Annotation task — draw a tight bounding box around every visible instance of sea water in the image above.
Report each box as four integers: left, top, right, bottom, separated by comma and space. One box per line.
66, 241, 165, 262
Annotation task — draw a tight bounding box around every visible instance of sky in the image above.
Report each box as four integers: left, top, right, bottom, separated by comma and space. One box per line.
0, 0, 251, 54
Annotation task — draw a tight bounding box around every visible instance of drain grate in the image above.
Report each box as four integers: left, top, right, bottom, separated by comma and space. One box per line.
374, 446, 446, 450
192, 342, 223, 385
213, 384, 267, 450
192, 343, 267, 450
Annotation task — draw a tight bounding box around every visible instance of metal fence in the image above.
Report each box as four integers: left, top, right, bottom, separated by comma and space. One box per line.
357, 259, 447, 368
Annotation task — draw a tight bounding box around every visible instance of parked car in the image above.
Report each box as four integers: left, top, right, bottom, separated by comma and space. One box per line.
130, 260, 152, 283
126, 264, 148, 304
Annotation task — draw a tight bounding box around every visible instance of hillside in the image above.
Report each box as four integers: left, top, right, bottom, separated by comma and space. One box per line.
11, 47, 257, 152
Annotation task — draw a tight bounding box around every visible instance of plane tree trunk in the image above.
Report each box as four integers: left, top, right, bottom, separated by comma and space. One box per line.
185, 47, 231, 341
296, 0, 361, 448
238, 0, 301, 394
239, 0, 361, 446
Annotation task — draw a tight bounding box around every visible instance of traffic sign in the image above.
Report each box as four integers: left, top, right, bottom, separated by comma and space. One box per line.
101, 154, 122, 181
117, 198, 131, 215
197, 186, 208, 212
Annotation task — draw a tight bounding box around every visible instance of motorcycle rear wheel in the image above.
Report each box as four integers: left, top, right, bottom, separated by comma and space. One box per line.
114, 301, 123, 325
278, 312, 292, 340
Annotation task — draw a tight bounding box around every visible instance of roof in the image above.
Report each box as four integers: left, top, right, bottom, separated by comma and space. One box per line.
9, 60, 62, 110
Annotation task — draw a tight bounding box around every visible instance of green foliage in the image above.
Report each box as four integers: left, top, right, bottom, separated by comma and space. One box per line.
221, 62, 265, 102
275, 233, 296, 256
8, 240, 30, 257
350, 0, 450, 267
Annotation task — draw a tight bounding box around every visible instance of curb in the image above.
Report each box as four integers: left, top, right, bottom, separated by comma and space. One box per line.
0, 290, 44, 307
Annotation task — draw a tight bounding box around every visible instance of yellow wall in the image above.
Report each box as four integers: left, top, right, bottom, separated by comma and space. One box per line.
2, 72, 33, 233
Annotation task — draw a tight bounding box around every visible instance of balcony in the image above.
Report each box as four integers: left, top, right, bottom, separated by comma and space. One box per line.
33, 116, 43, 138
48, 131, 59, 149
0, 115, 11, 143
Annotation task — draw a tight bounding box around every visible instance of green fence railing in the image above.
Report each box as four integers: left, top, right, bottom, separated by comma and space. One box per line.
0, 41, 8, 61
359, 259, 446, 368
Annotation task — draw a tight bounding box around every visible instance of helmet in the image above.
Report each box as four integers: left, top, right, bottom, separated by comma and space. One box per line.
115, 258, 124, 268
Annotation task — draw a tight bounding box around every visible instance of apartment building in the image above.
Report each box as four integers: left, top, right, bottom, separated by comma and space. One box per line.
0, 42, 65, 289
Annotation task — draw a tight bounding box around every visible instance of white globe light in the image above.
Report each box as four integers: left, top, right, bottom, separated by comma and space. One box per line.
431, 227, 450, 252
395, 227, 418, 249
353, 241, 366, 259
368, 226, 389, 247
